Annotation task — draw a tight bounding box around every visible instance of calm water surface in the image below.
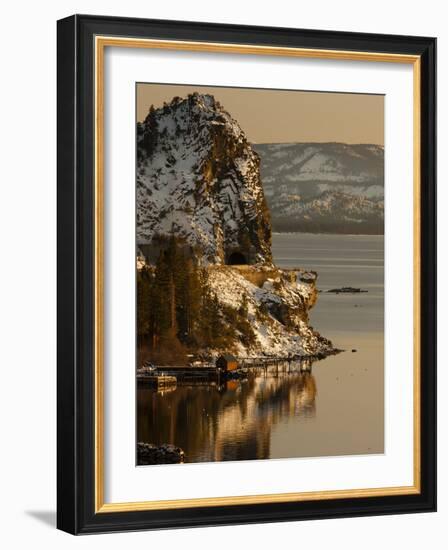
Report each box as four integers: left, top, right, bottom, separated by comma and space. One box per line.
137, 233, 384, 462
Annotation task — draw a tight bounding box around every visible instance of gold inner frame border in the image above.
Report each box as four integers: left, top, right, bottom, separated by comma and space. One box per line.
94, 35, 421, 513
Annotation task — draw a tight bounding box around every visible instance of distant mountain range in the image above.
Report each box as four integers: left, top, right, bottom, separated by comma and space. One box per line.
254, 143, 384, 234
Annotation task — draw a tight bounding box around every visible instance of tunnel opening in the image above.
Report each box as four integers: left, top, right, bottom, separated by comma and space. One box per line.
227, 251, 248, 265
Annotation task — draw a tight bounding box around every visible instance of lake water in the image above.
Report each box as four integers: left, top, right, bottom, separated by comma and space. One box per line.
137, 233, 384, 462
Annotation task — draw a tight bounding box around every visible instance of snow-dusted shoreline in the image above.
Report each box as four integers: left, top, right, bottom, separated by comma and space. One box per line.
206, 265, 334, 359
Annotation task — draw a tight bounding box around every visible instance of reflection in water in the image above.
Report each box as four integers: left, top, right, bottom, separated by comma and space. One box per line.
137, 234, 384, 463
137, 367, 317, 464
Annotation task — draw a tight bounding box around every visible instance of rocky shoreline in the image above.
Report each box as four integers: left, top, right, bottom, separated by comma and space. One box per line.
136, 93, 341, 366
137, 442, 185, 465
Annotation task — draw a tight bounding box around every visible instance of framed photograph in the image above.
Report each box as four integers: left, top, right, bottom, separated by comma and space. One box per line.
57, 14, 436, 534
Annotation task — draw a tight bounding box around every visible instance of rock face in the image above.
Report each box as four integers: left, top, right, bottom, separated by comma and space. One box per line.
136, 93, 336, 360
137, 93, 272, 265
207, 265, 333, 358
254, 142, 384, 234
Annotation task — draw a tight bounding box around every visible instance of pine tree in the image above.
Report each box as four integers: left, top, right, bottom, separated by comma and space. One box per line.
136, 267, 153, 342
138, 234, 255, 359
153, 250, 173, 340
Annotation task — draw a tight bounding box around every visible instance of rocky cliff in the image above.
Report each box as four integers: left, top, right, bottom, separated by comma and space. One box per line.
207, 265, 332, 357
137, 93, 272, 265
136, 93, 335, 359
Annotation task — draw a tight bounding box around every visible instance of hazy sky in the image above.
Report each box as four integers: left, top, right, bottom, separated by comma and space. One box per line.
137, 83, 384, 146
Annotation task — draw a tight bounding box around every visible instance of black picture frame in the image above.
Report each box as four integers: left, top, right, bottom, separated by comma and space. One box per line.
57, 14, 436, 534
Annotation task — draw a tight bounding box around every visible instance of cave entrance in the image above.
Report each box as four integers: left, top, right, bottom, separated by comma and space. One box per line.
227, 251, 248, 265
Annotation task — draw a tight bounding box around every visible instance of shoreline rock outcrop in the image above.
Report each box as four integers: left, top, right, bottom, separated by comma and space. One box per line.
137, 442, 185, 465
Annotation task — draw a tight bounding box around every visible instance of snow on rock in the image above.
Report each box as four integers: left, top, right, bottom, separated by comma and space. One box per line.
137, 93, 272, 264
207, 266, 332, 358
136, 95, 336, 359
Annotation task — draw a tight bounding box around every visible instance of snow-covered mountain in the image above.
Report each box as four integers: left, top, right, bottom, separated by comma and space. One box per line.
137, 93, 272, 264
254, 143, 384, 234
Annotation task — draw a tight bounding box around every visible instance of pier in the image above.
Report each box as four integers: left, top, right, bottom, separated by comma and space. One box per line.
240, 357, 313, 375
137, 357, 313, 386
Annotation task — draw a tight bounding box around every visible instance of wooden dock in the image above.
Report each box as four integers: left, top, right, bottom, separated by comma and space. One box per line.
146, 366, 222, 383
240, 357, 312, 375
137, 358, 313, 386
